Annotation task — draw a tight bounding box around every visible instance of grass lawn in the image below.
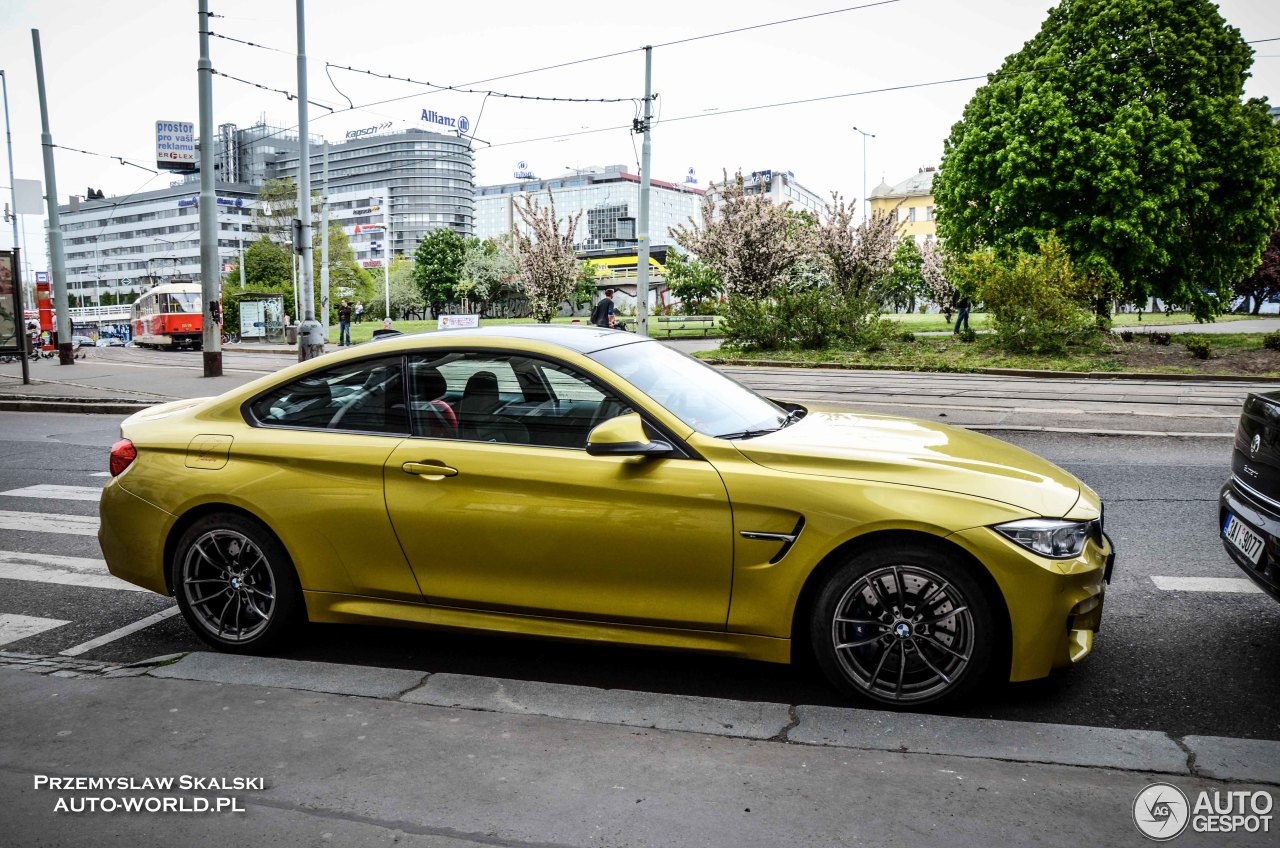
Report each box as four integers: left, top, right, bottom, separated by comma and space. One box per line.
330, 315, 723, 344
883, 311, 1255, 333
701, 332, 1280, 378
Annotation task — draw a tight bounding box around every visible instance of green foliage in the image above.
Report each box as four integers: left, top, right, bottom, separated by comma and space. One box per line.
572, 261, 598, 310
412, 228, 468, 309
957, 327, 978, 343
934, 0, 1280, 320
1265, 330, 1280, 352
960, 234, 1098, 354
1184, 336, 1212, 360
882, 238, 925, 312
458, 238, 519, 313
235, 236, 292, 289
664, 249, 722, 314
1149, 332, 1173, 346
898, 331, 916, 343
314, 221, 374, 304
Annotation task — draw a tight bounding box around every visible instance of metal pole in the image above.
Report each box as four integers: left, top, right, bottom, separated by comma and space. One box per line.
635, 45, 652, 338
383, 196, 390, 320
853, 126, 875, 221
238, 216, 245, 288
92, 237, 99, 306
197, 0, 222, 376
1, 70, 30, 384
31, 30, 72, 365
320, 140, 329, 343
294, 0, 321, 360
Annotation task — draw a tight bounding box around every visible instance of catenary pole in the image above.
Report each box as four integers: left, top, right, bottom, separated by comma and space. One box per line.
1, 69, 31, 384
320, 140, 329, 343
294, 0, 321, 360
197, 0, 222, 376
31, 30, 72, 366
383, 197, 390, 319
853, 126, 874, 222
634, 46, 653, 338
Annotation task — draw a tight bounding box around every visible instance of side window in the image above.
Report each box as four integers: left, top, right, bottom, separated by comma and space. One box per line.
248, 356, 408, 435
408, 352, 628, 449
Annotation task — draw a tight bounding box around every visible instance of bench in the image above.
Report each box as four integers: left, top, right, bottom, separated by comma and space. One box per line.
656, 315, 716, 337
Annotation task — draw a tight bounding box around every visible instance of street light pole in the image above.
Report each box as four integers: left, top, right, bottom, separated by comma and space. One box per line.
31, 29, 73, 365
852, 126, 875, 221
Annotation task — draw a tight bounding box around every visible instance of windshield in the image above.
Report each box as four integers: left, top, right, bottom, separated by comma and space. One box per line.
590, 341, 788, 438
163, 292, 201, 314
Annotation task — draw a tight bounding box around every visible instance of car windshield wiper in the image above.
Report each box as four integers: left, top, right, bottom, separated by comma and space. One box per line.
780, 408, 805, 428
713, 425, 783, 440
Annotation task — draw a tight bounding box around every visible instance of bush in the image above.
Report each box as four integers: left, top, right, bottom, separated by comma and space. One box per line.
1148, 332, 1172, 346
957, 235, 1098, 354
898, 331, 916, 343
1264, 331, 1280, 352
1184, 336, 1212, 360
1120, 330, 1135, 342
958, 327, 978, 343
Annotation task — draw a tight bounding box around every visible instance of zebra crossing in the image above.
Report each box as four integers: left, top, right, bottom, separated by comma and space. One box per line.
0, 480, 182, 658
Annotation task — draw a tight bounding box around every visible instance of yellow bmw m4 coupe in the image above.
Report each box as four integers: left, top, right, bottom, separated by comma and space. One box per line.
100, 326, 1113, 706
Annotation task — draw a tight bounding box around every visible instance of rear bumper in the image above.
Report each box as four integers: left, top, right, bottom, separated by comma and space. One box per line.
98, 478, 175, 596
1219, 478, 1280, 603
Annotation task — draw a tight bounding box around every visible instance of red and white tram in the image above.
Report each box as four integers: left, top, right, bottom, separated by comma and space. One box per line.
131, 283, 204, 349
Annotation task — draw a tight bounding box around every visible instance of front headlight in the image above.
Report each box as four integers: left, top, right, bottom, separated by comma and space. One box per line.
994, 518, 1092, 559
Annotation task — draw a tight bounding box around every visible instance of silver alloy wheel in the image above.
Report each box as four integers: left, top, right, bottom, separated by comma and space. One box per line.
180, 528, 277, 643
830, 563, 976, 703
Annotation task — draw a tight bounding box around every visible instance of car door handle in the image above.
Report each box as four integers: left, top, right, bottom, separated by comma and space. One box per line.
401, 461, 458, 479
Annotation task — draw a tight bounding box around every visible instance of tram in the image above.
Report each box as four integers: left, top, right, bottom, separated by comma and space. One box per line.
131, 283, 204, 349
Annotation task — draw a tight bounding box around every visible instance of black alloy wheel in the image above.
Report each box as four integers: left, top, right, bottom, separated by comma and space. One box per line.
811, 544, 997, 706
172, 512, 302, 652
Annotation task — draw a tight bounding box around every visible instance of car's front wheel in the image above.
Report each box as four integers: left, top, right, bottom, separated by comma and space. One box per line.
172, 512, 302, 653
811, 544, 997, 707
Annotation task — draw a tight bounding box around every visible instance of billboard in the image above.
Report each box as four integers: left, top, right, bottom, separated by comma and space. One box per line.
0, 250, 19, 352
156, 121, 196, 171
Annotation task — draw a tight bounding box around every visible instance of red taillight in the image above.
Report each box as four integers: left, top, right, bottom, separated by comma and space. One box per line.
109, 439, 137, 477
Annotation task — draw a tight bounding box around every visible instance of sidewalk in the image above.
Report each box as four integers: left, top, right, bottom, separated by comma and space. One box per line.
3, 651, 1277, 847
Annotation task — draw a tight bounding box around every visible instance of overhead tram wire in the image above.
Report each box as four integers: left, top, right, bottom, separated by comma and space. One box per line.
206, 0, 909, 162
478, 35, 1280, 151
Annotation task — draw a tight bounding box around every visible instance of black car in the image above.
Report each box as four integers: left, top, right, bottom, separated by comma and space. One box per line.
1220, 391, 1280, 602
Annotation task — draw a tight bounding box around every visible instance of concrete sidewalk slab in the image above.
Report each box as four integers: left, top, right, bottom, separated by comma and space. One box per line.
149, 651, 426, 699
1183, 735, 1280, 785
789, 704, 1191, 775
402, 672, 793, 740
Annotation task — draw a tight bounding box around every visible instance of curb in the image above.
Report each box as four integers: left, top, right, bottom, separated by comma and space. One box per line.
0, 397, 153, 414
142, 652, 1280, 785
705, 357, 1280, 384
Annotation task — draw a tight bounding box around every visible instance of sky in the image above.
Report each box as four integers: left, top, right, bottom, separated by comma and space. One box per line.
0, 0, 1277, 274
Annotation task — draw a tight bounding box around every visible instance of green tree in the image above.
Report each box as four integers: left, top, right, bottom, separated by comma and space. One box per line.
458, 237, 520, 315
571, 261, 598, 311
313, 221, 375, 307
233, 236, 292, 288
933, 0, 1280, 320
412, 228, 467, 314
664, 249, 722, 314
883, 238, 925, 313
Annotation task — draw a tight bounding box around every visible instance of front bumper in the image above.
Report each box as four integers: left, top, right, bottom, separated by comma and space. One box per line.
1219, 477, 1280, 603
948, 526, 1113, 682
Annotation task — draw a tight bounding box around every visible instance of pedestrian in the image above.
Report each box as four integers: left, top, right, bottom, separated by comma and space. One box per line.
337, 299, 352, 346
952, 290, 972, 334
589, 289, 616, 328
355, 301, 364, 323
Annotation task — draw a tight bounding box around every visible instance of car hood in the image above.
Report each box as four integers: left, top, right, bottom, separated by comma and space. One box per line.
732, 405, 1081, 517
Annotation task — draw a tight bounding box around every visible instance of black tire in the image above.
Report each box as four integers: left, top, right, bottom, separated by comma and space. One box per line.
810, 543, 997, 707
171, 512, 303, 653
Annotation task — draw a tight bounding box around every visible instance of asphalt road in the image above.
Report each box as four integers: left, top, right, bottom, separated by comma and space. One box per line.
1, 409, 1276, 743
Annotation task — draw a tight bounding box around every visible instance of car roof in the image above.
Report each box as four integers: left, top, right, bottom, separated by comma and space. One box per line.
383, 324, 651, 355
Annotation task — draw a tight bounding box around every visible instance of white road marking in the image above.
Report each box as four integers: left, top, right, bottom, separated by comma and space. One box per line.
0, 510, 99, 536
1150, 576, 1264, 594
59, 606, 180, 657
0, 613, 71, 646
89, 471, 111, 477
0, 550, 148, 593
0, 484, 102, 502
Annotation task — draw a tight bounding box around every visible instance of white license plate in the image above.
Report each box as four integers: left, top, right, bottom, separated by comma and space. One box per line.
1224, 513, 1266, 565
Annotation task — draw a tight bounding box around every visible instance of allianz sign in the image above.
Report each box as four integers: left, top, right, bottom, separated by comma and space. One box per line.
420, 109, 471, 134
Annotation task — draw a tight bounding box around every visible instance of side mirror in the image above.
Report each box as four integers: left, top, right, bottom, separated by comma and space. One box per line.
586, 412, 674, 457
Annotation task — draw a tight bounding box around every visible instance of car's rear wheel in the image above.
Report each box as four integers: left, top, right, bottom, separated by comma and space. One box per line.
172, 513, 302, 653
811, 544, 996, 707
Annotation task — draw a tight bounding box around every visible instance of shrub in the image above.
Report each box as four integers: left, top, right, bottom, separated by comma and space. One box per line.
1148, 332, 1172, 346
898, 331, 917, 343
957, 234, 1098, 354
958, 327, 978, 343
1265, 330, 1280, 352
1184, 336, 1212, 360
1120, 330, 1135, 342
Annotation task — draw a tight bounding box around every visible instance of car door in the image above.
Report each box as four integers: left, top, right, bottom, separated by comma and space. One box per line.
382, 349, 735, 630
241, 354, 422, 601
